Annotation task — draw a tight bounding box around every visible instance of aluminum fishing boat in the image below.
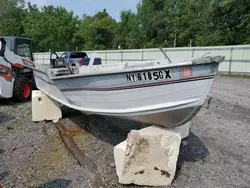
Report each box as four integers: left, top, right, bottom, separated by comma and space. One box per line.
0, 38, 224, 127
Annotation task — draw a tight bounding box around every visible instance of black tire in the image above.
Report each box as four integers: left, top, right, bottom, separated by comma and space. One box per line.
13, 78, 32, 102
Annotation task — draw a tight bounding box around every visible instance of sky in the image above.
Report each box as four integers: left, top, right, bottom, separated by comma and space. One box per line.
25, 0, 140, 21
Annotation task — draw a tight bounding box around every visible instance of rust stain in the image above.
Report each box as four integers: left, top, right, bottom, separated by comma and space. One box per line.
61, 118, 86, 137
65, 126, 84, 137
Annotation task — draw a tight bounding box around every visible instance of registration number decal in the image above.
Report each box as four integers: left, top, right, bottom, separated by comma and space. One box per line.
126, 70, 171, 82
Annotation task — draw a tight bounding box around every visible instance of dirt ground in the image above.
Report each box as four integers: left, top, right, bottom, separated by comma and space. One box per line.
0, 76, 250, 188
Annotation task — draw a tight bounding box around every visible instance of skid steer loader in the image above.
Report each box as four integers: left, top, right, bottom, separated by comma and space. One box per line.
0, 36, 36, 101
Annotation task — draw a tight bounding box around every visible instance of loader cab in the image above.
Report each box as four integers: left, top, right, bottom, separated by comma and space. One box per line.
1, 36, 34, 78
3, 36, 34, 61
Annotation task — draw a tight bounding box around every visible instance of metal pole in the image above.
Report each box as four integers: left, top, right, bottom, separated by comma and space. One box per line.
160, 48, 172, 63
121, 50, 123, 64
105, 51, 107, 65
229, 48, 233, 75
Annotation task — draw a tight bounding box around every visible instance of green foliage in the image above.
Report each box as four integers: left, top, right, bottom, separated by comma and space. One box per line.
0, 0, 250, 52
114, 10, 143, 49
75, 9, 117, 50
0, 0, 25, 36
22, 3, 79, 51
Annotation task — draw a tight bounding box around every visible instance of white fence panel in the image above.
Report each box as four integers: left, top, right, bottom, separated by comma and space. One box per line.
33, 44, 250, 75
123, 50, 143, 62
143, 49, 164, 60
231, 62, 250, 73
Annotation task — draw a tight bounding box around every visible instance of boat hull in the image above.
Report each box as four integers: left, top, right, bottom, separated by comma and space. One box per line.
33, 62, 217, 128
102, 105, 203, 127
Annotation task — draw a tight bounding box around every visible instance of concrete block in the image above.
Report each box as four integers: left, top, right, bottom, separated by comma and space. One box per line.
114, 126, 181, 186
114, 141, 126, 177
32, 90, 62, 122
168, 122, 191, 139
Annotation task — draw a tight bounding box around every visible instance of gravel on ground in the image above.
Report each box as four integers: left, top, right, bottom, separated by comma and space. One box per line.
0, 76, 249, 188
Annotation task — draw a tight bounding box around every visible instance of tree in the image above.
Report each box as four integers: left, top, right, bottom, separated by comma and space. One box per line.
114, 10, 143, 49
241, 13, 250, 44
0, 0, 25, 36
137, 0, 169, 48
211, 0, 250, 45
1, 0, 250, 51
75, 9, 117, 50
22, 3, 80, 52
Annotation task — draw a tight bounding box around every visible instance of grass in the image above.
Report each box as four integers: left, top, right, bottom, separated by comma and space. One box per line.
218, 73, 250, 79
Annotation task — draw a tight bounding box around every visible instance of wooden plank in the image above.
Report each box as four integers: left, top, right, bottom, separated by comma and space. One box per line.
55, 122, 86, 166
